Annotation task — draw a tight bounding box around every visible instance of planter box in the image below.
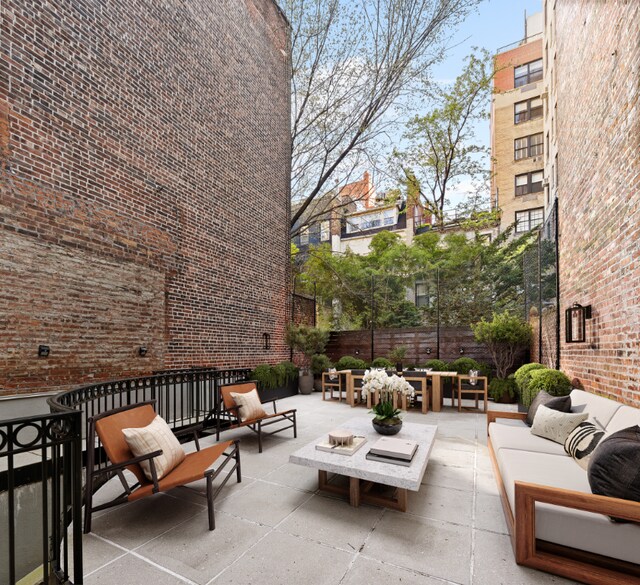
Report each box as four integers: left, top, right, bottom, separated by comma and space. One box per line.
259, 378, 299, 402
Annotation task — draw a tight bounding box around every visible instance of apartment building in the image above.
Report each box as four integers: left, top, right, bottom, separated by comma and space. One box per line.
490, 12, 546, 235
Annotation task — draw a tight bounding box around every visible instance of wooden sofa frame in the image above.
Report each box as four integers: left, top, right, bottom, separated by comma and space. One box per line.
85, 400, 241, 533
216, 381, 297, 453
486, 410, 640, 585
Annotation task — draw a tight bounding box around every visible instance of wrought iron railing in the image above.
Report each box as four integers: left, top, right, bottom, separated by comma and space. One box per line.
1, 410, 83, 584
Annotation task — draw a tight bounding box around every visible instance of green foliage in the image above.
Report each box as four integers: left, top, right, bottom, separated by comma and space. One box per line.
335, 355, 369, 370
447, 357, 491, 379
371, 401, 401, 421
423, 359, 447, 371
488, 377, 518, 402
514, 363, 547, 396
371, 357, 393, 369
388, 345, 408, 363
377, 300, 422, 328
522, 369, 572, 407
310, 353, 332, 375
252, 362, 299, 392
473, 312, 532, 379
286, 325, 329, 371
394, 50, 494, 225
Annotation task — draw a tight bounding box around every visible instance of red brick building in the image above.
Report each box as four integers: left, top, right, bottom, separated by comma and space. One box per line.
0, 0, 292, 395
548, 1, 640, 405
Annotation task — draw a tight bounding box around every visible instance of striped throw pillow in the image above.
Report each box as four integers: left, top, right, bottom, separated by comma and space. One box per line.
564, 421, 605, 470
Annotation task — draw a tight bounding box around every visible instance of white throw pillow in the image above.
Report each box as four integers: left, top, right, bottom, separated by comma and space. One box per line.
531, 404, 588, 445
122, 415, 185, 481
231, 389, 267, 422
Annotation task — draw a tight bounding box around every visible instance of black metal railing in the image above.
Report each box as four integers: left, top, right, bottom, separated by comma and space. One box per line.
1, 410, 83, 585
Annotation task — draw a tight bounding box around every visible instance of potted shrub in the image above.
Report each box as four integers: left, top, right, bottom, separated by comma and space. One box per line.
423, 359, 447, 371
335, 355, 369, 370
447, 357, 492, 379
514, 363, 547, 398
488, 376, 518, 403
311, 353, 332, 391
473, 312, 531, 399
388, 345, 408, 373
286, 325, 330, 394
522, 369, 572, 407
250, 361, 299, 401
371, 357, 394, 369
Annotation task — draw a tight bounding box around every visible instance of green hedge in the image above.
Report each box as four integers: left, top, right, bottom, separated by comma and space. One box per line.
371, 357, 394, 368
422, 359, 447, 371
488, 377, 517, 401
335, 355, 369, 370
514, 363, 547, 396
447, 357, 492, 379
522, 369, 572, 407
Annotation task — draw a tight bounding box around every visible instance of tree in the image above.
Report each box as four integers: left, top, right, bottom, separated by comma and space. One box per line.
284, 0, 483, 235
395, 49, 493, 225
472, 312, 532, 379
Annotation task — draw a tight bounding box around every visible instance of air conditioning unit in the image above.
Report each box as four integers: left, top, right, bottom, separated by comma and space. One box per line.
543, 178, 549, 186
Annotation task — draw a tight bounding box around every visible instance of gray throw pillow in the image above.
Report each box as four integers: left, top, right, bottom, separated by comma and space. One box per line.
564, 422, 605, 470
526, 390, 572, 426
588, 426, 640, 521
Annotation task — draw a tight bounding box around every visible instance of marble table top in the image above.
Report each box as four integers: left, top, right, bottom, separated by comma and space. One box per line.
289, 417, 437, 491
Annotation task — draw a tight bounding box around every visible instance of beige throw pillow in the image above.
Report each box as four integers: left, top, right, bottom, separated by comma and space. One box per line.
530, 404, 588, 445
122, 415, 185, 481
231, 389, 267, 422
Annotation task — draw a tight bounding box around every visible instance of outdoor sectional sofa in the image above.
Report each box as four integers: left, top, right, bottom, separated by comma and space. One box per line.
487, 389, 640, 585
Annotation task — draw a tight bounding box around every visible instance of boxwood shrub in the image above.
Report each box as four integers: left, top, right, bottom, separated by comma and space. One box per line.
522, 369, 572, 407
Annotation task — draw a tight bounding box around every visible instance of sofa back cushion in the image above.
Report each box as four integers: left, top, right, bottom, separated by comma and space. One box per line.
569, 389, 622, 430
606, 405, 640, 435
526, 390, 572, 426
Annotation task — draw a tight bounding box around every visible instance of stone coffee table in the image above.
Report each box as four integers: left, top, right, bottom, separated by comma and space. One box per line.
290, 417, 437, 512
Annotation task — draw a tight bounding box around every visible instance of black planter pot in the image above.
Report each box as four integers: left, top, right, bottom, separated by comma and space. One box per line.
259, 378, 299, 402
372, 417, 403, 435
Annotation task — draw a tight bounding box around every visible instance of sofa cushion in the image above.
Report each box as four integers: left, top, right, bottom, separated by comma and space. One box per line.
530, 405, 588, 444
605, 405, 640, 435
564, 422, 605, 470
526, 390, 572, 426
570, 389, 622, 430
588, 426, 640, 514
489, 421, 567, 456
497, 448, 640, 564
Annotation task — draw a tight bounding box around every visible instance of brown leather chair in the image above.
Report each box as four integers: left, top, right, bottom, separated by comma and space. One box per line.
216, 381, 296, 453
84, 401, 240, 533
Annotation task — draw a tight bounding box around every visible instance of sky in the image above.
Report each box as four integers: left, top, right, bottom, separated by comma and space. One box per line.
394, 0, 543, 208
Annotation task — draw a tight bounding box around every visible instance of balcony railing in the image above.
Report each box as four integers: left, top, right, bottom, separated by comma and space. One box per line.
1, 410, 83, 584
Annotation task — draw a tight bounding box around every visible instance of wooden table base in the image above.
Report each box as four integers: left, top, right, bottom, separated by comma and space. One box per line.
318, 470, 408, 512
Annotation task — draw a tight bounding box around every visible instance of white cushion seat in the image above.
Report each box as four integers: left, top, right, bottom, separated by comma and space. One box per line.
498, 448, 640, 565
489, 421, 567, 456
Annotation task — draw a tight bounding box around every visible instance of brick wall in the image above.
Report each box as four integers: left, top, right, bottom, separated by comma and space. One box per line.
0, 0, 292, 395
494, 39, 543, 93
555, 2, 640, 405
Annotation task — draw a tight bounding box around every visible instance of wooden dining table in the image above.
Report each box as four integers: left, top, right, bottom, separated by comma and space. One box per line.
427, 371, 458, 412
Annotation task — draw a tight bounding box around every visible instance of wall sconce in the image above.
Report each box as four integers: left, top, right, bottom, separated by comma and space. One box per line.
565, 303, 592, 343
354, 349, 360, 355
425, 347, 432, 355
38, 345, 50, 357
459, 348, 465, 355
262, 333, 271, 350
138, 346, 148, 357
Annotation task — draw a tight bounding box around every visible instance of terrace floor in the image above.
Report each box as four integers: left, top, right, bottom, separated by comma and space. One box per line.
79, 393, 577, 585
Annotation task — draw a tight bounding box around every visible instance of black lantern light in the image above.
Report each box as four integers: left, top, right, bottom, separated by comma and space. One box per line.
565, 303, 592, 343
138, 346, 148, 356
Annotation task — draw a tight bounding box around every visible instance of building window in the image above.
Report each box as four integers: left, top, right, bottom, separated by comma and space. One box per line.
320, 221, 330, 242
515, 208, 544, 233
514, 59, 543, 87
299, 226, 309, 246
514, 133, 543, 160
415, 281, 432, 308
515, 170, 544, 195
346, 208, 397, 233
514, 97, 543, 124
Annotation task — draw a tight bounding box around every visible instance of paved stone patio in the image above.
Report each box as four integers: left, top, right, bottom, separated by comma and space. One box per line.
80, 393, 577, 585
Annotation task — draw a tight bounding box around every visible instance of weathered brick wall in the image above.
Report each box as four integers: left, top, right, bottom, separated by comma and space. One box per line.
0, 0, 291, 395
555, 2, 640, 405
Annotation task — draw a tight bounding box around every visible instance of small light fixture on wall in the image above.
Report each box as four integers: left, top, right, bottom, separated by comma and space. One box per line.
38, 345, 50, 357
139, 346, 148, 357
425, 347, 432, 355
262, 333, 271, 350
566, 303, 592, 343
459, 347, 465, 355
354, 349, 360, 355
